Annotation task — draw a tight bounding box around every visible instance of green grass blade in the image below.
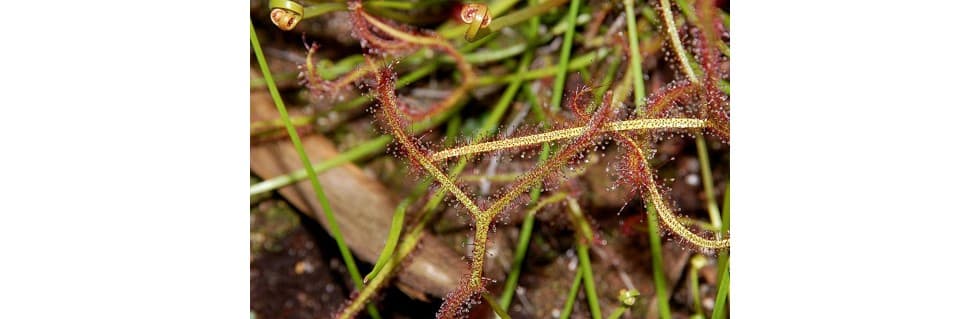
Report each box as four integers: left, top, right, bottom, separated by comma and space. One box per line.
592, 52, 623, 108
689, 254, 708, 317
484, 293, 513, 319
715, 183, 730, 319
646, 204, 671, 319
550, 0, 581, 112
623, 0, 647, 111
673, 0, 697, 23
487, 0, 567, 34
498, 208, 535, 309
250, 135, 391, 195
302, 3, 348, 19
606, 289, 641, 319
474, 49, 609, 86
717, 184, 730, 279
711, 257, 730, 319
606, 306, 627, 319
722, 183, 730, 235
363, 198, 408, 284
251, 21, 381, 319
577, 241, 601, 319
559, 266, 584, 319
568, 198, 600, 319
695, 134, 722, 233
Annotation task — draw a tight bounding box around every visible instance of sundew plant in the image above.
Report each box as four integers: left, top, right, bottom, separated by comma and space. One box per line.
251, 0, 730, 318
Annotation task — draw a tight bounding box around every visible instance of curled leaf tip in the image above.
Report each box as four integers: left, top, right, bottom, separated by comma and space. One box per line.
269, 0, 304, 31
459, 3, 492, 41
460, 3, 492, 27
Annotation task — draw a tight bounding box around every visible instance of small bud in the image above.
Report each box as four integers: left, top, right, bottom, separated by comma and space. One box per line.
619, 289, 641, 307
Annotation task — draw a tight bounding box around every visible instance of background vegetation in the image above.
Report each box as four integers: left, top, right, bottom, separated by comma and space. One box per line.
250, 0, 730, 318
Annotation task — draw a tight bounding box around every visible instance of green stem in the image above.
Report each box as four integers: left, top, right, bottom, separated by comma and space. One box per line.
710, 256, 729, 319
719, 10, 730, 29
606, 307, 627, 319
559, 267, 584, 319
484, 293, 513, 319
482, 50, 534, 138
641, 6, 658, 25
498, 206, 535, 309
524, 83, 546, 124
363, 197, 409, 284
475, 49, 609, 86
251, 21, 381, 319
623, 0, 647, 111
722, 183, 730, 235
461, 42, 528, 64
488, 0, 569, 34
250, 135, 390, 195
364, 0, 416, 10
577, 241, 601, 319
673, 0, 698, 24
689, 254, 708, 317
592, 49, 622, 109
550, 0, 581, 112
646, 204, 671, 319
548, 13, 591, 37
300, 0, 427, 20
568, 198, 600, 319
250, 71, 299, 88
303, 3, 347, 19
695, 134, 723, 235
524, 0, 549, 198
321, 55, 369, 80
715, 183, 730, 319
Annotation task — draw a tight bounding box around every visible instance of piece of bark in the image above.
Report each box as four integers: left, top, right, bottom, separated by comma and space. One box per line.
250, 82, 463, 298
